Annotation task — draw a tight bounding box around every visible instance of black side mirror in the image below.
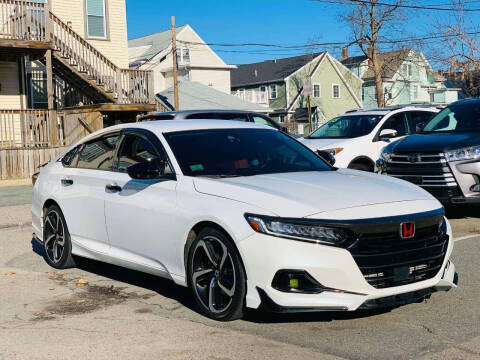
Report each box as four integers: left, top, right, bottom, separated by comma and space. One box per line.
127, 159, 166, 180
416, 122, 426, 133
317, 150, 336, 166
281, 126, 288, 133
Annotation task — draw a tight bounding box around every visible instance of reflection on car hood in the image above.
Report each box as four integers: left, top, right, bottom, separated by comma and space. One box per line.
300, 138, 352, 150
393, 132, 480, 153
193, 169, 436, 218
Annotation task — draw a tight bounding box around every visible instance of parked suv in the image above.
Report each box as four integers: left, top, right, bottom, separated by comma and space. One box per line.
377, 99, 480, 205
300, 106, 440, 171
138, 109, 291, 133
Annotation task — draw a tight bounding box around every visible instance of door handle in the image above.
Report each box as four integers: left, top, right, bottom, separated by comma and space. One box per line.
105, 183, 122, 193
61, 178, 73, 186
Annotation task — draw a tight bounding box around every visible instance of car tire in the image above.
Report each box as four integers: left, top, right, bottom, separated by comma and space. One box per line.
43, 205, 76, 269
349, 163, 372, 172
188, 227, 246, 321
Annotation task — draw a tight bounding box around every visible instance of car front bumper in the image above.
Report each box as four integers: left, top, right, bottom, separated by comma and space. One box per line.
238, 223, 457, 312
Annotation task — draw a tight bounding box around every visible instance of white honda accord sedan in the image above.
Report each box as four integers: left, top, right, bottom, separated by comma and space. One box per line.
32, 120, 457, 321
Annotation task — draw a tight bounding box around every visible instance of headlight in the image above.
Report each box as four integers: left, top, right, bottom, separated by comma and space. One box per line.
322, 148, 344, 157
380, 147, 392, 161
445, 145, 480, 162
245, 214, 353, 246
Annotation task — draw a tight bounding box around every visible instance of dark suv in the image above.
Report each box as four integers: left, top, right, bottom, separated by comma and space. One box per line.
377, 99, 480, 205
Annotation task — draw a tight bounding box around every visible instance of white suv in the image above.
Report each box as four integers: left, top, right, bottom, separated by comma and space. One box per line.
301, 106, 440, 171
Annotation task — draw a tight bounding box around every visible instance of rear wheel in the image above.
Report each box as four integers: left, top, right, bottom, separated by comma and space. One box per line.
188, 227, 246, 321
43, 205, 76, 269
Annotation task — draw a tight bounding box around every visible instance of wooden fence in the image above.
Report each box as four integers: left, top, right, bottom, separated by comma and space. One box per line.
0, 110, 65, 148
0, 146, 65, 179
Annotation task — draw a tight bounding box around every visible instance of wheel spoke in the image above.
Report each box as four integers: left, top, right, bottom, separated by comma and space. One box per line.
192, 268, 213, 283
44, 234, 56, 248
218, 241, 228, 272
218, 279, 235, 297
56, 235, 65, 246
198, 240, 218, 267
45, 216, 55, 232
208, 277, 217, 312
53, 241, 59, 261
55, 212, 60, 232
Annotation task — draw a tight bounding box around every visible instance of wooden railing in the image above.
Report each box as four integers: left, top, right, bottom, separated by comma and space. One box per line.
0, 110, 64, 149
0, 0, 154, 104
0, 0, 46, 41
235, 90, 269, 104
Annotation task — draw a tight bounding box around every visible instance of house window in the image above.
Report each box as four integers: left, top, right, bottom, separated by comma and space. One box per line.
403, 63, 413, 78
29, 74, 48, 109
260, 85, 267, 93
176, 48, 190, 65
332, 84, 340, 98
412, 84, 419, 100
86, 0, 107, 39
430, 93, 435, 103
269, 84, 277, 99
313, 84, 321, 98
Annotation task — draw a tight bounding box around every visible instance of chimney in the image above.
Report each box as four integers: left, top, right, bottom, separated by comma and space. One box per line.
367, 48, 373, 66
342, 47, 348, 60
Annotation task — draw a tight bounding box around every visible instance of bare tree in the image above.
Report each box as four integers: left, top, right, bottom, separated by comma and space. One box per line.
342, 0, 405, 107
433, 0, 480, 96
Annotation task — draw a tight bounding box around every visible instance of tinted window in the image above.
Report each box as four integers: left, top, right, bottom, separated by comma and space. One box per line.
308, 115, 383, 139
164, 128, 331, 177
116, 134, 172, 175
408, 111, 435, 133
423, 102, 480, 132
252, 115, 280, 129
77, 134, 121, 170
380, 113, 407, 137
186, 113, 249, 122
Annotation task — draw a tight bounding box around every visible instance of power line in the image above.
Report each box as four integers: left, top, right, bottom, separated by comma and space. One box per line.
311, 0, 480, 11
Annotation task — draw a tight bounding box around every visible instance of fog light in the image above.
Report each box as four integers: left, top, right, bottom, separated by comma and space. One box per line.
471, 184, 480, 192
289, 278, 299, 289
272, 270, 326, 293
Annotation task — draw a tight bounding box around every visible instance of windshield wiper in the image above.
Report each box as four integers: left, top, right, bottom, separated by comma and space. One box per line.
197, 174, 243, 179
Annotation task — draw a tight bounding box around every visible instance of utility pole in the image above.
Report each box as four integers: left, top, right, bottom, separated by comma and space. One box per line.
307, 95, 312, 132
171, 16, 179, 111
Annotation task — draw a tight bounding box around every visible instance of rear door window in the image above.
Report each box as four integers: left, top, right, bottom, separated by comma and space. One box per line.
77, 133, 121, 171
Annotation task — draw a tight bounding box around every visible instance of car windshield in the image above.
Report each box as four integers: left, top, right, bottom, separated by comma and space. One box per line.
164, 128, 332, 177
423, 102, 480, 133
307, 115, 384, 139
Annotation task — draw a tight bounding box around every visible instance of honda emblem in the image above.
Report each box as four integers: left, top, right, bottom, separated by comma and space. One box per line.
400, 222, 415, 239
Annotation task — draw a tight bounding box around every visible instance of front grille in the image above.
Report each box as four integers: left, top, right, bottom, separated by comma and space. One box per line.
349, 223, 449, 289
385, 153, 460, 195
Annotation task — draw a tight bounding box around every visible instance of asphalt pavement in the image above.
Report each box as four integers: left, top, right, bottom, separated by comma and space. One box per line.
0, 185, 479, 360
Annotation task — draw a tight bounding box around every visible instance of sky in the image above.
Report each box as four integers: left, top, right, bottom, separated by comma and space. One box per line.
125, 0, 479, 66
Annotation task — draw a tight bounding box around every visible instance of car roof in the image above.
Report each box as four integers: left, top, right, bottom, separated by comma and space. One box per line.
78, 119, 273, 144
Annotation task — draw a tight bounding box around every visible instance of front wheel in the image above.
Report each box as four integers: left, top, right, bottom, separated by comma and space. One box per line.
349, 162, 372, 172
43, 205, 76, 269
188, 227, 246, 321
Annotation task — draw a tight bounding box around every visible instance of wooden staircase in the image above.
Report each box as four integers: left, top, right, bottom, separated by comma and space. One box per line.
0, 0, 154, 105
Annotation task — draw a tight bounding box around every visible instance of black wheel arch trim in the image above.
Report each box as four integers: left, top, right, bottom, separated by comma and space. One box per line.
348, 156, 376, 170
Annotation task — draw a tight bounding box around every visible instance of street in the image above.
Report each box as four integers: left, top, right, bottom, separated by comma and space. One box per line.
0, 187, 479, 360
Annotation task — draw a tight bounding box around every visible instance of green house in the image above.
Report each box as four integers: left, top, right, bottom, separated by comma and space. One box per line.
341, 49, 460, 109
231, 52, 363, 134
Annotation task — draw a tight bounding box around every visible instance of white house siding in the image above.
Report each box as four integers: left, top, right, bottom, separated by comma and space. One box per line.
189, 69, 231, 94
51, 0, 129, 68
0, 61, 25, 110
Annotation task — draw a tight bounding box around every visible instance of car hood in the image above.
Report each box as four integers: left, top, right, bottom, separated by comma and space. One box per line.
392, 132, 480, 153
193, 169, 436, 218
300, 138, 355, 150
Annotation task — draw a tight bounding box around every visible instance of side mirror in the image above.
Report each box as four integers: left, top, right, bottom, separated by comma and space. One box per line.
317, 150, 336, 166
127, 159, 165, 180
416, 122, 426, 133
378, 129, 398, 140
281, 126, 288, 133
